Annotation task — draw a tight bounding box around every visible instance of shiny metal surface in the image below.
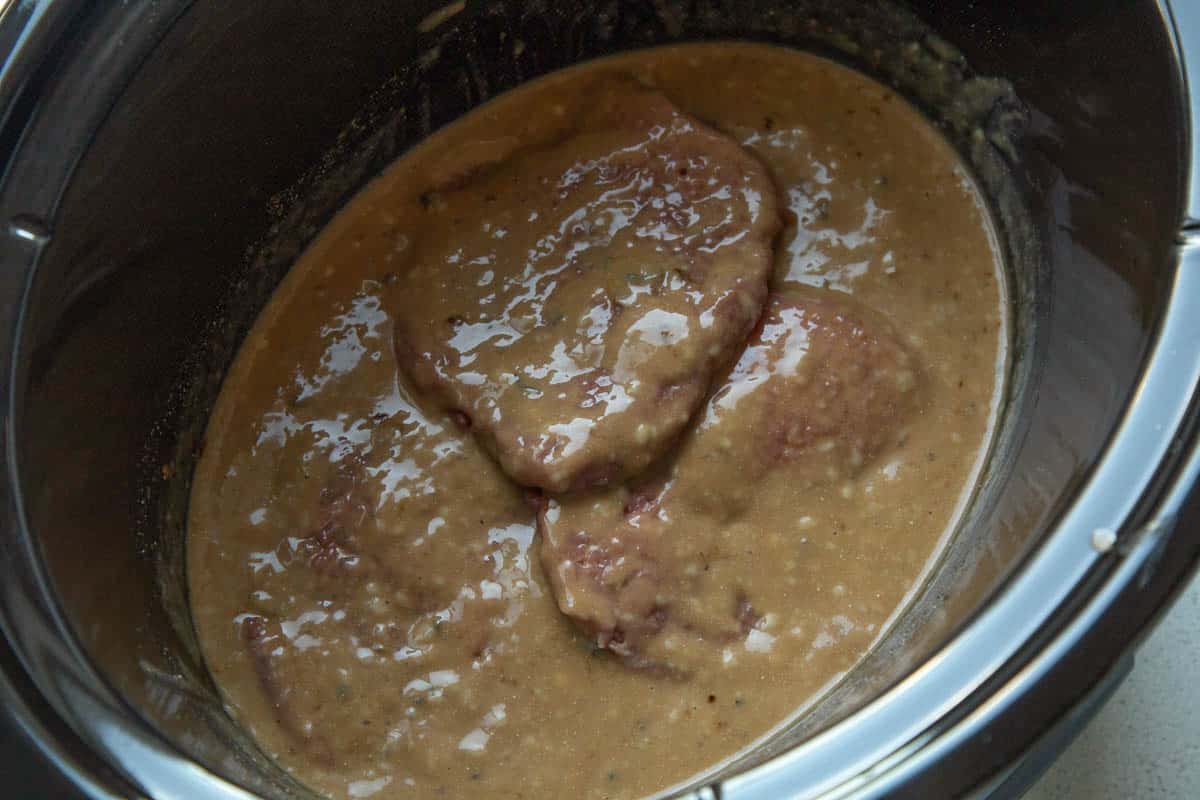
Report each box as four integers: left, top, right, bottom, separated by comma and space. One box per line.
0, 631, 132, 799
0, 2, 269, 797
1175, 0, 1200, 224
0, 1, 1196, 799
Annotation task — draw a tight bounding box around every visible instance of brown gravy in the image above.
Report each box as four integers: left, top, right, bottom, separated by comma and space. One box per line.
188, 43, 1007, 799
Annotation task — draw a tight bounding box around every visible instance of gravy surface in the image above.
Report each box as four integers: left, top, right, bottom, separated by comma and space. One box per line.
189, 43, 1007, 800
541, 290, 924, 674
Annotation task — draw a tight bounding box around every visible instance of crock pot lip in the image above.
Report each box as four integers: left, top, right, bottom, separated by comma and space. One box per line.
1180, 1, 1200, 225
0, 3, 1195, 800
0, 2, 264, 798
0, 635, 133, 800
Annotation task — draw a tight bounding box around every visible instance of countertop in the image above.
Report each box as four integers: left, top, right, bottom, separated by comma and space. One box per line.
1025, 571, 1200, 799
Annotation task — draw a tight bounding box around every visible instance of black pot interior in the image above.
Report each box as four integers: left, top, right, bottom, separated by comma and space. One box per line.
10, 0, 1185, 796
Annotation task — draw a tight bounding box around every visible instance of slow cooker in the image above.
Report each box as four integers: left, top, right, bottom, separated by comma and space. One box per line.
1, 1, 1199, 798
